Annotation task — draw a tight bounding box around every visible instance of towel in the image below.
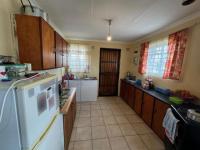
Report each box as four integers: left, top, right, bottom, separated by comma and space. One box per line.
162, 108, 179, 144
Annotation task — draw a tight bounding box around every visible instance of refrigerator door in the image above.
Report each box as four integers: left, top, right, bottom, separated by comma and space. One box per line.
16, 77, 58, 150
34, 114, 64, 150
0, 84, 21, 150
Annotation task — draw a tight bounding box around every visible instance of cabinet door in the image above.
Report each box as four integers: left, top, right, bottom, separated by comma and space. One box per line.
134, 88, 143, 115
63, 113, 71, 150
62, 40, 68, 67
142, 93, 155, 126
15, 15, 43, 70
127, 84, 135, 108
152, 100, 169, 140
55, 32, 63, 68
41, 19, 55, 69
120, 80, 125, 99
81, 80, 98, 101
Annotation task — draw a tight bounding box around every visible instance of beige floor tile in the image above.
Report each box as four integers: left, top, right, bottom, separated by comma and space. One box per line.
91, 109, 102, 117
103, 116, 117, 125
115, 115, 129, 124
119, 123, 137, 136
125, 135, 148, 150
92, 139, 111, 150
68, 142, 74, 150
79, 110, 90, 117
102, 109, 113, 116
81, 105, 91, 111
91, 117, 105, 126
76, 127, 92, 141
92, 126, 108, 139
77, 117, 91, 127
126, 115, 144, 124
74, 140, 92, 150
106, 125, 123, 138
91, 105, 101, 110
140, 134, 165, 150
100, 104, 110, 110
109, 137, 130, 150
132, 123, 153, 135
122, 109, 136, 115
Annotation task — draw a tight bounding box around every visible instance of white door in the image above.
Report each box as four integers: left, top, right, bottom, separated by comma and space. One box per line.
35, 115, 64, 150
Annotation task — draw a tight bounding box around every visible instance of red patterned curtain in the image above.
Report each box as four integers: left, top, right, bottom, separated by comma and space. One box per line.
163, 29, 188, 80
138, 42, 149, 74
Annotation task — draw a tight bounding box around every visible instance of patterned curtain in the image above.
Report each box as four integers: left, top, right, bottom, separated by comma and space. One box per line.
163, 29, 188, 80
138, 42, 149, 74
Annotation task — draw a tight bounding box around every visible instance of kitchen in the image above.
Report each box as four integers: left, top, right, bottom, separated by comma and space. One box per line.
0, 0, 200, 150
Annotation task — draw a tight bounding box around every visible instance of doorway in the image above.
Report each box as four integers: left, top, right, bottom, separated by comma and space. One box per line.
99, 48, 121, 96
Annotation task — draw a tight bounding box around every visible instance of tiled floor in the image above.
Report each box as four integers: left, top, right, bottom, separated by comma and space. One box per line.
69, 97, 165, 150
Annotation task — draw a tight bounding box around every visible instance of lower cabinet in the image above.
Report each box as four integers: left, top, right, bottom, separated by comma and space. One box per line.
142, 93, 155, 127
127, 84, 135, 108
67, 80, 98, 102
119, 80, 170, 141
152, 99, 169, 140
63, 93, 76, 150
134, 88, 143, 115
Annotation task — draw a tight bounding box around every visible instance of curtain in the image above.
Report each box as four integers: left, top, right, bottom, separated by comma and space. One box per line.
163, 29, 188, 80
138, 42, 149, 74
67, 44, 91, 73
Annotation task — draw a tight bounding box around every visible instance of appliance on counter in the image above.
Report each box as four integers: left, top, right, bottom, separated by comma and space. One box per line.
0, 74, 64, 150
165, 102, 200, 150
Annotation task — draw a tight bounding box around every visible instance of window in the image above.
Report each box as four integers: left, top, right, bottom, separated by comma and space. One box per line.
67, 44, 91, 73
146, 38, 168, 77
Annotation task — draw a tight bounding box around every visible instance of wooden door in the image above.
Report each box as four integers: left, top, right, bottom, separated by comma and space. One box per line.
55, 32, 63, 67
152, 100, 169, 140
127, 84, 135, 108
99, 48, 121, 96
134, 88, 143, 115
41, 19, 55, 69
142, 93, 155, 126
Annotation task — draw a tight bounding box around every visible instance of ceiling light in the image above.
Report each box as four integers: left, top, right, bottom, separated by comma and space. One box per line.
107, 35, 112, 41
106, 19, 112, 41
182, 0, 195, 6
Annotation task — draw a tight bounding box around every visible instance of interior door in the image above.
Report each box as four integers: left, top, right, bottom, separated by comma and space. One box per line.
99, 48, 121, 96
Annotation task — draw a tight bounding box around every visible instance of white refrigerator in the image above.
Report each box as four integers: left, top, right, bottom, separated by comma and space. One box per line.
0, 74, 64, 150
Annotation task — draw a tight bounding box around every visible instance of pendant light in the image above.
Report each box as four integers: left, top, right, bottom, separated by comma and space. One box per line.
107, 19, 112, 41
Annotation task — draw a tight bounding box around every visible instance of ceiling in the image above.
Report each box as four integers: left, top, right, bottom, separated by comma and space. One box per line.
37, 0, 200, 42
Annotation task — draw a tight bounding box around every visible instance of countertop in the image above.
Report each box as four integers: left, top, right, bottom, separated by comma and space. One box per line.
60, 88, 76, 114
122, 79, 173, 105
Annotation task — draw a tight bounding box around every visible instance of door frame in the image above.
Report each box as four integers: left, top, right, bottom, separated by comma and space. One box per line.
98, 48, 121, 96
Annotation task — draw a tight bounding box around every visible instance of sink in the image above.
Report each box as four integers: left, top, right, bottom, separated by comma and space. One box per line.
82, 77, 97, 80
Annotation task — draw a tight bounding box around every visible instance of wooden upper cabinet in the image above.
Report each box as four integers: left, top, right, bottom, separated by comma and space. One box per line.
152, 100, 169, 140
134, 88, 143, 115
55, 32, 63, 68
62, 40, 68, 67
15, 14, 55, 70
142, 93, 155, 127
41, 21, 55, 69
